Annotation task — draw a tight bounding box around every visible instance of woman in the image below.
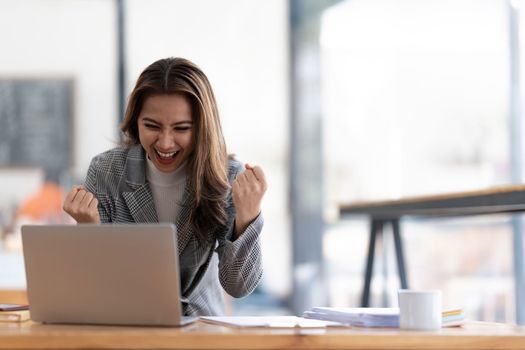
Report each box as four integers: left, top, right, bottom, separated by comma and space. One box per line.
63, 57, 267, 316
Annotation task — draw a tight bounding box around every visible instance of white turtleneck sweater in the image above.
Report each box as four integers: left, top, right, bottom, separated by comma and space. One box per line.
145, 157, 187, 223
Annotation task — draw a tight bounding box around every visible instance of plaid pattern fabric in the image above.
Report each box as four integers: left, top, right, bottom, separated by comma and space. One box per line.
84, 145, 263, 316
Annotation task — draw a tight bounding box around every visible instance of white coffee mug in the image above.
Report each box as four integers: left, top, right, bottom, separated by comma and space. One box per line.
398, 289, 442, 330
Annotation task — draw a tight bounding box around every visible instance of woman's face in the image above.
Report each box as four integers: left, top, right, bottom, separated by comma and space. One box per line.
137, 94, 194, 173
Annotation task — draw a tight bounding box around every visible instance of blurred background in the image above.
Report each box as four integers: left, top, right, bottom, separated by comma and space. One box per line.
0, 0, 524, 325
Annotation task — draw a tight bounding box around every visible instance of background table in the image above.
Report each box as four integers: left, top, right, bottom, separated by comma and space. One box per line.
339, 185, 525, 314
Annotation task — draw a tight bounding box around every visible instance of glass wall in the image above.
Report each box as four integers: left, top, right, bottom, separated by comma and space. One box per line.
321, 0, 519, 322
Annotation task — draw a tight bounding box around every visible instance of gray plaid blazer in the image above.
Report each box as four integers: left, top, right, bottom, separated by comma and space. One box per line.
84, 144, 263, 316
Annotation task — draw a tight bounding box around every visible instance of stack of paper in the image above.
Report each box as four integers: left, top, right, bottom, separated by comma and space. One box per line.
303, 307, 465, 328
442, 308, 465, 327
304, 307, 399, 327
0, 310, 30, 323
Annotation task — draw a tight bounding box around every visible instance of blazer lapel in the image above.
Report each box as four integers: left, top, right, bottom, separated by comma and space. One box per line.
121, 144, 159, 223
175, 182, 195, 254
122, 184, 159, 223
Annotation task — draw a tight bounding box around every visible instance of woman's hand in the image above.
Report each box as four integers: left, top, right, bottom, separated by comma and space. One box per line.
63, 185, 101, 224
232, 164, 267, 238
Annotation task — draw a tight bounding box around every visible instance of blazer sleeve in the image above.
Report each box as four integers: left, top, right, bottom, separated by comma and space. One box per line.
84, 155, 112, 223
214, 161, 263, 298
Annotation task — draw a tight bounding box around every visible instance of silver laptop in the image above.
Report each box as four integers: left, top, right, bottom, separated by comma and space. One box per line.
21, 224, 197, 327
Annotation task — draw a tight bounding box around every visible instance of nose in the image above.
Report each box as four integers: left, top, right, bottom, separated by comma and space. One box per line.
156, 130, 175, 150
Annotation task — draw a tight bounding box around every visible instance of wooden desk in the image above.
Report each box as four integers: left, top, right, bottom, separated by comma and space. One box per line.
1, 321, 525, 350
339, 185, 525, 312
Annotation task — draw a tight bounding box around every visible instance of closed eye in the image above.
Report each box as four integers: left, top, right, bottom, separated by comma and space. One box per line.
144, 123, 160, 130
174, 126, 192, 131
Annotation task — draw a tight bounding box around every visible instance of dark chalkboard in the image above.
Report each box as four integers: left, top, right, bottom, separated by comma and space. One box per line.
0, 79, 73, 182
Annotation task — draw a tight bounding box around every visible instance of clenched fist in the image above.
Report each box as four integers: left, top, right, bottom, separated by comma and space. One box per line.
63, 185, 101, 224
232, 164, 267, 238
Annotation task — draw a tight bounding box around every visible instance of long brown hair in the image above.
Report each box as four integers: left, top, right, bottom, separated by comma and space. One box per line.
121, 57, 229, 243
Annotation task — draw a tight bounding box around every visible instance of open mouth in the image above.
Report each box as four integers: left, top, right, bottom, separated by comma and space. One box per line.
154, 149, 180, 164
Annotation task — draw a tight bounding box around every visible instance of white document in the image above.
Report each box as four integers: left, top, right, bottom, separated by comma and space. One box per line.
200, 316, 344, 328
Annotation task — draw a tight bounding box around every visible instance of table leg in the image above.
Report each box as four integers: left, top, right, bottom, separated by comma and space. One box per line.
362, 219, 381, 307
511, 215, 524, 324
392, 219, 408, 289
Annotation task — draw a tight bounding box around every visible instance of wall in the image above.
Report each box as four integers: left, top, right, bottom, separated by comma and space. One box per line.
0, 0, 118, 173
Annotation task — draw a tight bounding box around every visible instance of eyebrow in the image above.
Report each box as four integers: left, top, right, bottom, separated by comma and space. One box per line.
141, 117, 192, 126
